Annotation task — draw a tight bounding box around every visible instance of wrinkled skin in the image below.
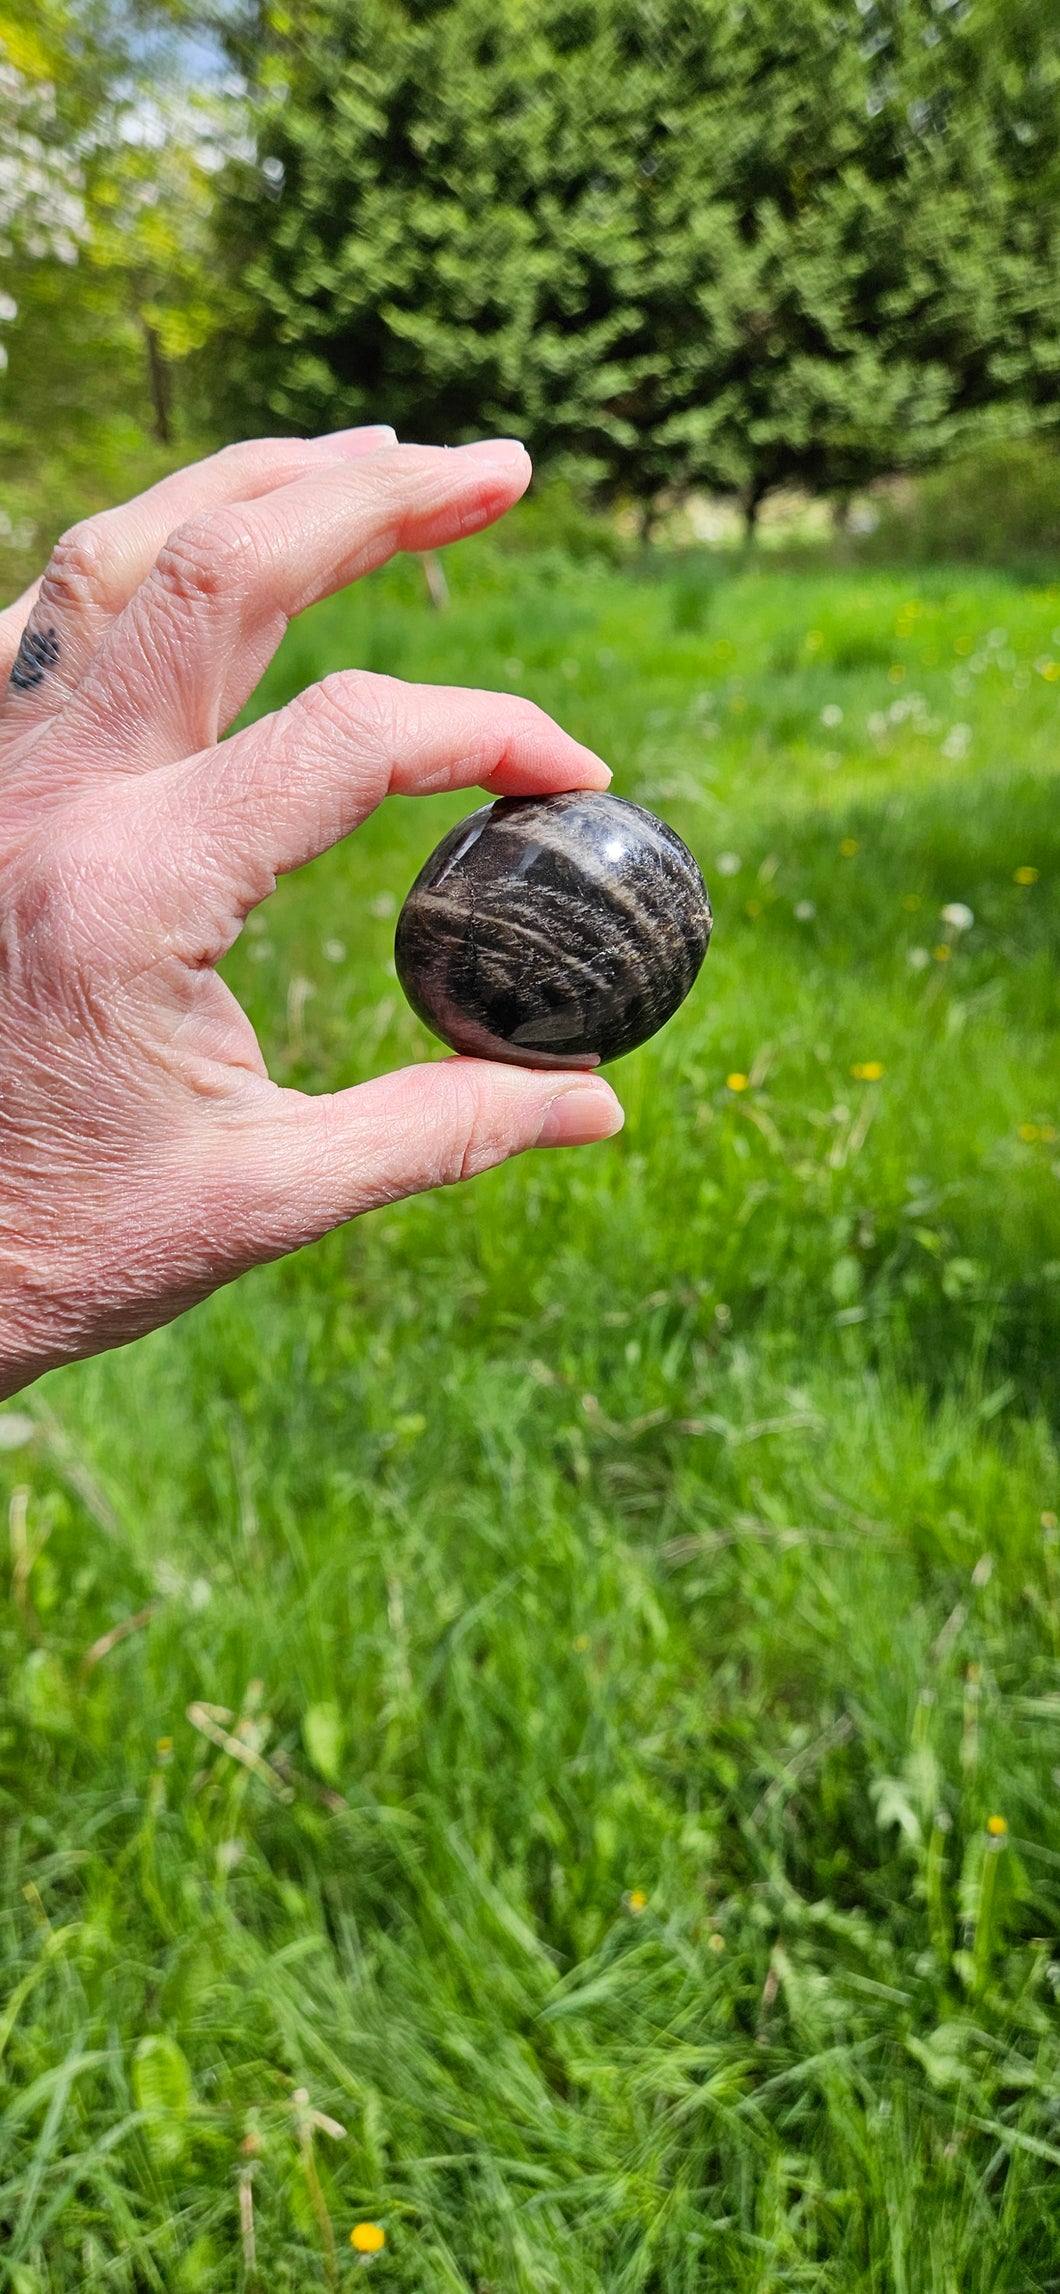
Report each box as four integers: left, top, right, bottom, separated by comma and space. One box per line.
0, 431, 622, 1400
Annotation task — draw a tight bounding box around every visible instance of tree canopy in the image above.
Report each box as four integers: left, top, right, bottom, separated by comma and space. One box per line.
3, 0, 1059, 528
210, 0, 1060, 518
0, 0, 234, 566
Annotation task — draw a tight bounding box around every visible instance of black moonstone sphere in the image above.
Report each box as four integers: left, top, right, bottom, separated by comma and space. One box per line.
394, 789, 712, 1068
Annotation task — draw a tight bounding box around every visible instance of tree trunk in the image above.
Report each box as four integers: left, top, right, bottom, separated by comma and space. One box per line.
832, 491, 856, 557
743, 479, 768, 544
637, 496, 657, 546
142, 320, 172, 446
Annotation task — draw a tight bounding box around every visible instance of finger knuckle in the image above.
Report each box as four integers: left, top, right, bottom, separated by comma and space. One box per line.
292, 669, 361, 742
213, 435, 296, 474
211, 438, 262, 474
291, 670, 394, 783
490, 693, 551, 760
154, 508, 262, 609
507, 692, 550, 735
38, 520, 112, 617
436, 1072, 507, 1188
0, 820, 93, 978
315, 669, 390, 740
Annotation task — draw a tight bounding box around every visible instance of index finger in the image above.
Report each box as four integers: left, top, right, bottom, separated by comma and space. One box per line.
66, 441, 532, 771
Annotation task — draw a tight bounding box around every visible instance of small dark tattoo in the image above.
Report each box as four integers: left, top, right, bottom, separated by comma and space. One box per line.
10, 624, 60, 692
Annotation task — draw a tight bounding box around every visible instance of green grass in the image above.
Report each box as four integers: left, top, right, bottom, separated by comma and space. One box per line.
4, 533, 1060, 2291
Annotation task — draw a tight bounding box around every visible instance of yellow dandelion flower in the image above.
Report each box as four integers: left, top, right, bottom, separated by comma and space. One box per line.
986, 1815, 1008, 1838
1019, 1123, 1040, 1143
573, 1633, 590, 1653
156, 1737, 173, 1756
626, 1889, 648, 1915
708, 1932, 726, 1952
888, 664, 905, 683
726, 1072, 749, 1093
1041, 1126, 1057, 1143
933, 944, 952, 962
840, 838, 859, 857
351, 2224, 386, 2255
851, 1061, 884, 1082
1014, 866, 1039, 885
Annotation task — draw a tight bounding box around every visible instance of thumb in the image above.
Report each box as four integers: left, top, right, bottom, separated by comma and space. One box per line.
216, 1059, 624, 1261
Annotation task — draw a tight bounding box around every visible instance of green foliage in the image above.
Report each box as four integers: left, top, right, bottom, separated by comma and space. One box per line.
866, 437, 1060, 569
302, 1698, 344, 1783
211, 0, 1060, 515
3, 540, 1060, 2283
493, 475, 626, 565
131, 2034, 194, 2166
0, 3, 230, 591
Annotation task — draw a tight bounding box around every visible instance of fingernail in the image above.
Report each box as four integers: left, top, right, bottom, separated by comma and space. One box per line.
457, 438, 528, 465
572, 744, 612, 787
535, 1084, 624, 1149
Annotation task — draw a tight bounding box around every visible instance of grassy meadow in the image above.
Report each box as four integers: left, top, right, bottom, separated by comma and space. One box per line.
3, 527, 1060, 2289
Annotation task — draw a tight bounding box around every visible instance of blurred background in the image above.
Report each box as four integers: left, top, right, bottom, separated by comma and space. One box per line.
4, 0, 1060, 580
3, 7, 1060, 2290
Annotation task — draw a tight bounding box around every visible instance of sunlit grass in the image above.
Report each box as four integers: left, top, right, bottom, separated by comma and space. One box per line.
2, 537, 1060, 2289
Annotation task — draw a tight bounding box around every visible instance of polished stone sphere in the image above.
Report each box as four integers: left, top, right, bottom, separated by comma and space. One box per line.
394, 789, 712, 1068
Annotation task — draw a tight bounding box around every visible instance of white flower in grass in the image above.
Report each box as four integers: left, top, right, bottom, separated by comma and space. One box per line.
941, 724, 972, 760
867, 711, 888, 738
907, 946, 931, 971
940, 903, 974, 933
0, 1412, 34, 1449
716, 852, 742, 876
794, 900, 816, 921
821, 703, 843, 728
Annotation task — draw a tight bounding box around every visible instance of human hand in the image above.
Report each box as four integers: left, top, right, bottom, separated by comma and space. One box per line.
0, 430, 623, 1399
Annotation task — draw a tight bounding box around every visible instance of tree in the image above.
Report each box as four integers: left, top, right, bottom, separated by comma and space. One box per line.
135, 1, 1060, 521
661, 0, 1060, 522
0, 1, 236, 592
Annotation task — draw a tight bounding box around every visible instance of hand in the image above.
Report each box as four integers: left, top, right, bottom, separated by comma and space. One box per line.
0, 430, 623, 1400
